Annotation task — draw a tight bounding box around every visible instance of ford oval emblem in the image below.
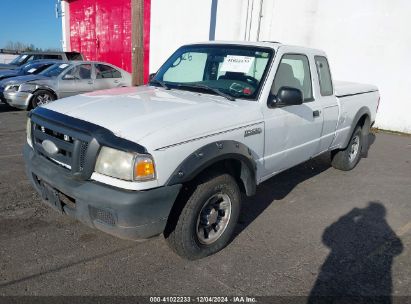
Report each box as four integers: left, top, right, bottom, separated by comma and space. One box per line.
42, 140, 59, 155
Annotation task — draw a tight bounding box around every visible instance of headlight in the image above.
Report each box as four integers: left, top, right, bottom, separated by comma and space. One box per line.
26, 119, 32, 147
19, 83, 37, 93
4, 84, 20, 92
95, 146, 156, 181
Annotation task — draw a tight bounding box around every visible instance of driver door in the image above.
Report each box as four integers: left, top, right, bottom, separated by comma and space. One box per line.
59, 64, 95, 98
261, 50, 323, 179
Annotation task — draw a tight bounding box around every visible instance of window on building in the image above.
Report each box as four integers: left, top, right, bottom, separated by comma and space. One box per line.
272, 54, 313, 102
315, 56, 333, 96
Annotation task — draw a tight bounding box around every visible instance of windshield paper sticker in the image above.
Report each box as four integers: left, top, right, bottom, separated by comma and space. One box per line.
59, 64, 69, 68
220, 55, 254, 73
27, 68, 37, 73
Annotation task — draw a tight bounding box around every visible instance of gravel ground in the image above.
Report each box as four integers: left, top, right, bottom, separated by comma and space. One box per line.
0, 103, 410, 300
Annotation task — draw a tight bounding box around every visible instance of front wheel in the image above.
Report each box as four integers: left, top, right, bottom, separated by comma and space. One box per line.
165, 173, 241, 260
30, 90, 55, 109
331, 126, 363, 171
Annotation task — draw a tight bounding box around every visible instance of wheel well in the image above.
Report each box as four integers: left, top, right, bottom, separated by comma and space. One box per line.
357, 114, 370, 129
184, 158, 256, 197
28, 89, 58, 110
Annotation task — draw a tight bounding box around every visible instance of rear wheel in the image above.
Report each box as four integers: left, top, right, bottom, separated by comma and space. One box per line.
165, 173, 241, 260
331, 126, 363, 171
30, 90, 55, 109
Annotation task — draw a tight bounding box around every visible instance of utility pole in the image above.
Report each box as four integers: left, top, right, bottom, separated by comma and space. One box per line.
131, 0, 144, 86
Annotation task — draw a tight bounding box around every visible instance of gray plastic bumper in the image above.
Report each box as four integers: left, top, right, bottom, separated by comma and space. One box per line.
23, 144, 182, 240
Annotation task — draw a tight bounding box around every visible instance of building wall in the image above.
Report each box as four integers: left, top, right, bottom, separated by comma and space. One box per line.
258, 0, 411, 133
0, 54, 18, 64
68, 0, 133, 72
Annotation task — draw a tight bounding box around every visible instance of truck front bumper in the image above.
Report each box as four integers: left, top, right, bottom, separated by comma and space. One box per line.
4, 91, 32, 109
23, 144, 182, 240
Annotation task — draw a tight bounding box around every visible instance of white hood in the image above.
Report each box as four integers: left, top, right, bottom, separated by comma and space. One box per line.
43, 86, 263, 150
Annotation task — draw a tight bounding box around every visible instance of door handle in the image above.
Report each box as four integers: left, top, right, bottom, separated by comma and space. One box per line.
313, 110, 321, 117
87, 81, 93, 85
114, 80, 119, 83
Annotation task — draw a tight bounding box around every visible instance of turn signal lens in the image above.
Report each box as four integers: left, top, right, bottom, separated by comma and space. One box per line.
134, 156, 155, 181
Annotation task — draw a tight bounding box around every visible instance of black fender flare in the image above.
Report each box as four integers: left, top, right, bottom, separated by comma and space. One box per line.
166, 140, 257, 196
342, 106, 371, 151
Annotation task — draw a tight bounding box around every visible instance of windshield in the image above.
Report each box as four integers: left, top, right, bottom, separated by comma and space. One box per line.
153, 45, 273, 100
40, 63, 72, 77
22, 63, 55, 75
9, 54, 31, 65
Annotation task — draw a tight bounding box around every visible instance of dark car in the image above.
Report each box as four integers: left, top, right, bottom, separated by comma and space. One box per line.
0, 51, 83, 70
0, 60, 61, 81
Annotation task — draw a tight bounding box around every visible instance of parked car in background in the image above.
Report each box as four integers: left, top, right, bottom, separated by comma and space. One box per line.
2, 61, 131, 109
0, 60, 61, 81
0, 51, 83, 70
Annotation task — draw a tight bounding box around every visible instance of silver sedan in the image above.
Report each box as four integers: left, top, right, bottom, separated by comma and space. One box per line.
2, 61, 131, 110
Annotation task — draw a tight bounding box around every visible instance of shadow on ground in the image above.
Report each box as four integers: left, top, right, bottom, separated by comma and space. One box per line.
234, 133, 377, 239
307, 201, 403, 304
0, 102, 22, 113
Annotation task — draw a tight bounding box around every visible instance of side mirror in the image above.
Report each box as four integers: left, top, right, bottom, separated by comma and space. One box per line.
268, 86, 303, 108
149, 73, 156, 81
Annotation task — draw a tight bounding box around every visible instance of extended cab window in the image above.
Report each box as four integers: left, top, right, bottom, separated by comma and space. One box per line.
315, 56, 333, 96
96, 64, 122, 79
272, 54, 313, 102
155, 45, 273, 100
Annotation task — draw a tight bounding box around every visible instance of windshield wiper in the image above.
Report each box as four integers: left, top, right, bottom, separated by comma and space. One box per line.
149, 79, 170, 90
176, 83, 235, 101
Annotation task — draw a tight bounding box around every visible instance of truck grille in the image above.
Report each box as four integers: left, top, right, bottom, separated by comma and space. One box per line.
30, 117, 95, 179
79, 141, 89, 171
29, 107, 147, 181
33, 123, 75, 168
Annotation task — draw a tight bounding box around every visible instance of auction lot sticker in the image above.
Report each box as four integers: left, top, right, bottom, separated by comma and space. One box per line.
220, 55, 254, 73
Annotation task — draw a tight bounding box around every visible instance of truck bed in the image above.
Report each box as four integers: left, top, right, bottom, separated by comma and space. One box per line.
334, 81, 378, 97
330, 81, 379, 151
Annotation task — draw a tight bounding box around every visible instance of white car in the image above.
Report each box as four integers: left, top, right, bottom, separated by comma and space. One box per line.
24, 41, 379, 259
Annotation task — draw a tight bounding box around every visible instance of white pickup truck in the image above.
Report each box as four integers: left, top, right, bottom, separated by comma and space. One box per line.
24, 41, 379, 259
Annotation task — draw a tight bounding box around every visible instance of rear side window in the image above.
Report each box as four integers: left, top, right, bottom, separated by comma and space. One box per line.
63, 64, 92, 80
315, 56, 333, 96
95, 64, 122, 79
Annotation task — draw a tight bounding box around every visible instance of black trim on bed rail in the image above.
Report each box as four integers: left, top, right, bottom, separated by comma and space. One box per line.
336, 90, 378, 98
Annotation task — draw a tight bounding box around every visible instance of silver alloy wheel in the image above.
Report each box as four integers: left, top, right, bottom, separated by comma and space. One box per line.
349, 135, 360, 162
36, 94, 51, 106
196, 193, 232, 245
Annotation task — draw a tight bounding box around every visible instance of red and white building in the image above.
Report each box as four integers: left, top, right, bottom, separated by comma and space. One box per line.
60, 0, 411, 133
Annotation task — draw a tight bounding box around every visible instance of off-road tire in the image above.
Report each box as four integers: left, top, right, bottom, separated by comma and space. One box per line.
165, 173, 241, 260
331, 126, 363, 171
